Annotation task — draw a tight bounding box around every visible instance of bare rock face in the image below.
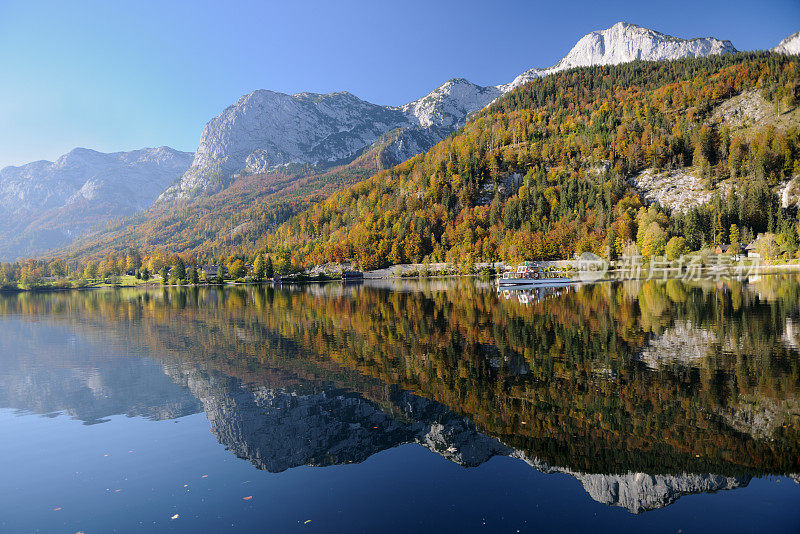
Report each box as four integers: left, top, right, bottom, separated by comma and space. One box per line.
160, 80, 502, 201
499, 22, 736, 92
164, 90, 410, 200
773, 30, 800, 55
554, 22, 735, 69
400, 78, 501, 129
712, 89, 800, 132
632, 168, 715, 213
0, 147, 192, 214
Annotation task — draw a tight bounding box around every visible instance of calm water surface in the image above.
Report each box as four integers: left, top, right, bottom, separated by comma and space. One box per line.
1, 277, 799, 533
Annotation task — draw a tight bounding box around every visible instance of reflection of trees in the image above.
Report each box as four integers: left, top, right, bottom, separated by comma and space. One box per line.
1, 276, 799, 476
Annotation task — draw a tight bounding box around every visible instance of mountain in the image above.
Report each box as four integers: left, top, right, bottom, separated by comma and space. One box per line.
500, 22, 736, 91
4, 22, 753, 261
773, 30, 800, 55
162, 91, 409, 200
401, 77, 502, 129
159, 79, 501, 201
0, 146, 192, 260
159, 22, 736, 204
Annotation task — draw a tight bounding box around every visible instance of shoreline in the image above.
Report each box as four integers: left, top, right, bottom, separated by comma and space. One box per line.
2, 264, 800, 294
0, 263, 800, 295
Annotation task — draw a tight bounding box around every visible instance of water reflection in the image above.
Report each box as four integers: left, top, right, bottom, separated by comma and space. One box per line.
0, 275, 798, 514
0, 318, 201, 424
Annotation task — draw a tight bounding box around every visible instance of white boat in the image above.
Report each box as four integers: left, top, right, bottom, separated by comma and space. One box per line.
497, 262, 573, 287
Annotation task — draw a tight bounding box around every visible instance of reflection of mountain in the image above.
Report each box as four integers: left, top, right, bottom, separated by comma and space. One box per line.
637, 320, 716, 369
570, 472, 749, 514
516, 453, 750, 513
718, 395, 800, 442
173, 360, 755, 513
0, 318, 201, 424
179, 363, 508, 471
783, 317, 800, 350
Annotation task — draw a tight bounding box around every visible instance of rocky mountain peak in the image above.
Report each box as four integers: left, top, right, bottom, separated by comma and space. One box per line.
554, 21, 736, 70
773, 30, 800, 55
400, 77, 501, 129
499, 22, 736, 92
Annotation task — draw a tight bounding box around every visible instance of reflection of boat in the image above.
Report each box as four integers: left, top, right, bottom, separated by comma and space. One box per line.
497, 262, 573, 287
342, 270, 364, 281
500, 285, 568, 305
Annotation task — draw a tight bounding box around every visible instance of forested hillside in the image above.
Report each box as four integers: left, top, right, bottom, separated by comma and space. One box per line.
266, 52, 800, 270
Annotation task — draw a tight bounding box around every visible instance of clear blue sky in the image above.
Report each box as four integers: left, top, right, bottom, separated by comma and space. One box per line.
0, 0, 798, 168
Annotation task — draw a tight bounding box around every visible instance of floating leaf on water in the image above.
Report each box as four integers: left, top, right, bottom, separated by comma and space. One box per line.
243, 496, 253, 500
304, 520, 312, 524
53, 507, 62, 511
170, 514, 179, 520
201, 475, 208, 478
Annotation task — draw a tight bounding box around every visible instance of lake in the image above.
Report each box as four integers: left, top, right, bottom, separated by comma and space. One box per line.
1, 277, 799, 533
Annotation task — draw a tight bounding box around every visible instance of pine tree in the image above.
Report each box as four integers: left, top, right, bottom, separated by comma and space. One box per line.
173, 258, 186, 282
254, 254, 265, 281
729, 224, 741, 250
190, 266, 199, 285
265, 256, 274, 279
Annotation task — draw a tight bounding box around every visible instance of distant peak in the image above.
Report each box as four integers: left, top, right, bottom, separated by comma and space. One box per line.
67, 147, 101, 156
610, 21, 642, 30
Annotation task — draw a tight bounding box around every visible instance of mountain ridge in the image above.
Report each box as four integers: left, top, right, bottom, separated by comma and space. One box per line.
0, 146, 193, 260
158, 21, 740, 203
